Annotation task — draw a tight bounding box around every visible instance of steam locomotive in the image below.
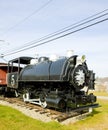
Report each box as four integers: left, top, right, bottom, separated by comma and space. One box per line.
6, 54, 96, 110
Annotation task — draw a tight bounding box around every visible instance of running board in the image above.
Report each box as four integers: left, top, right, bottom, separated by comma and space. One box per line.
72, 103, 100, 112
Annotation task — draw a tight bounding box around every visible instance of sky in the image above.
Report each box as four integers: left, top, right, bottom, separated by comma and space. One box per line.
0, 0, 108, 77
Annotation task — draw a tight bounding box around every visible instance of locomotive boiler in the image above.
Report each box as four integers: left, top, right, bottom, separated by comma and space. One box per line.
7, 55, 96, 109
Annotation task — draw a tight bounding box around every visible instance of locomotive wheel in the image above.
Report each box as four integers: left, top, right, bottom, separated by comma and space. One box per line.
39, 100, 47, 108
23, 91, 30, 102
58, 99, 66, 109
39, 92, 47, 108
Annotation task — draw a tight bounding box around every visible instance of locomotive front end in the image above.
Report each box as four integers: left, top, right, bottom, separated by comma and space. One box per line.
69, 55, 95, 89
66, 55, 97, 106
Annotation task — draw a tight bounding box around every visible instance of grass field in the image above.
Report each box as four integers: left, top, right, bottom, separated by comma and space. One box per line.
0, 93, 108, 130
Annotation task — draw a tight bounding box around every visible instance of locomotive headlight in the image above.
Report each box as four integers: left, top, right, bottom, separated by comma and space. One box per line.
76, 55, 86, 65
81, 55, 86, 63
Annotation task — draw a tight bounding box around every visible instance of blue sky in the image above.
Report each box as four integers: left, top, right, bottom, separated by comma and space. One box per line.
0, 0, 108, 77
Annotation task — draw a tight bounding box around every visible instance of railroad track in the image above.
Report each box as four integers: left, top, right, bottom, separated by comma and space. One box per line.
0, 96, 98, 124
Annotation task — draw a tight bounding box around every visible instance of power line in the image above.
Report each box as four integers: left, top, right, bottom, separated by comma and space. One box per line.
1, 0, 53, 36
3, 17, 108, 57
3, 9, 108, 54
18, 9, 108, 48
18, 11, 108, 48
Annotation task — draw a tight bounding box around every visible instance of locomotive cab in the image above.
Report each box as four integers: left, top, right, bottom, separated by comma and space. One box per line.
6, 57, 34, 90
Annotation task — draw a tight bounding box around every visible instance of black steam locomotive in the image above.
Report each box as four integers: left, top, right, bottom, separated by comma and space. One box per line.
6, 54, 96, 109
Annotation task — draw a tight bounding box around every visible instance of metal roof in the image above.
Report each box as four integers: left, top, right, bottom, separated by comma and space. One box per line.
8, 56, 34, 64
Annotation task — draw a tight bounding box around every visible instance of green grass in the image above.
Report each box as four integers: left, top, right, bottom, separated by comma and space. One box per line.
68, 99, 108, 130
0, 98, 108, 130
0, 105, 70, 130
